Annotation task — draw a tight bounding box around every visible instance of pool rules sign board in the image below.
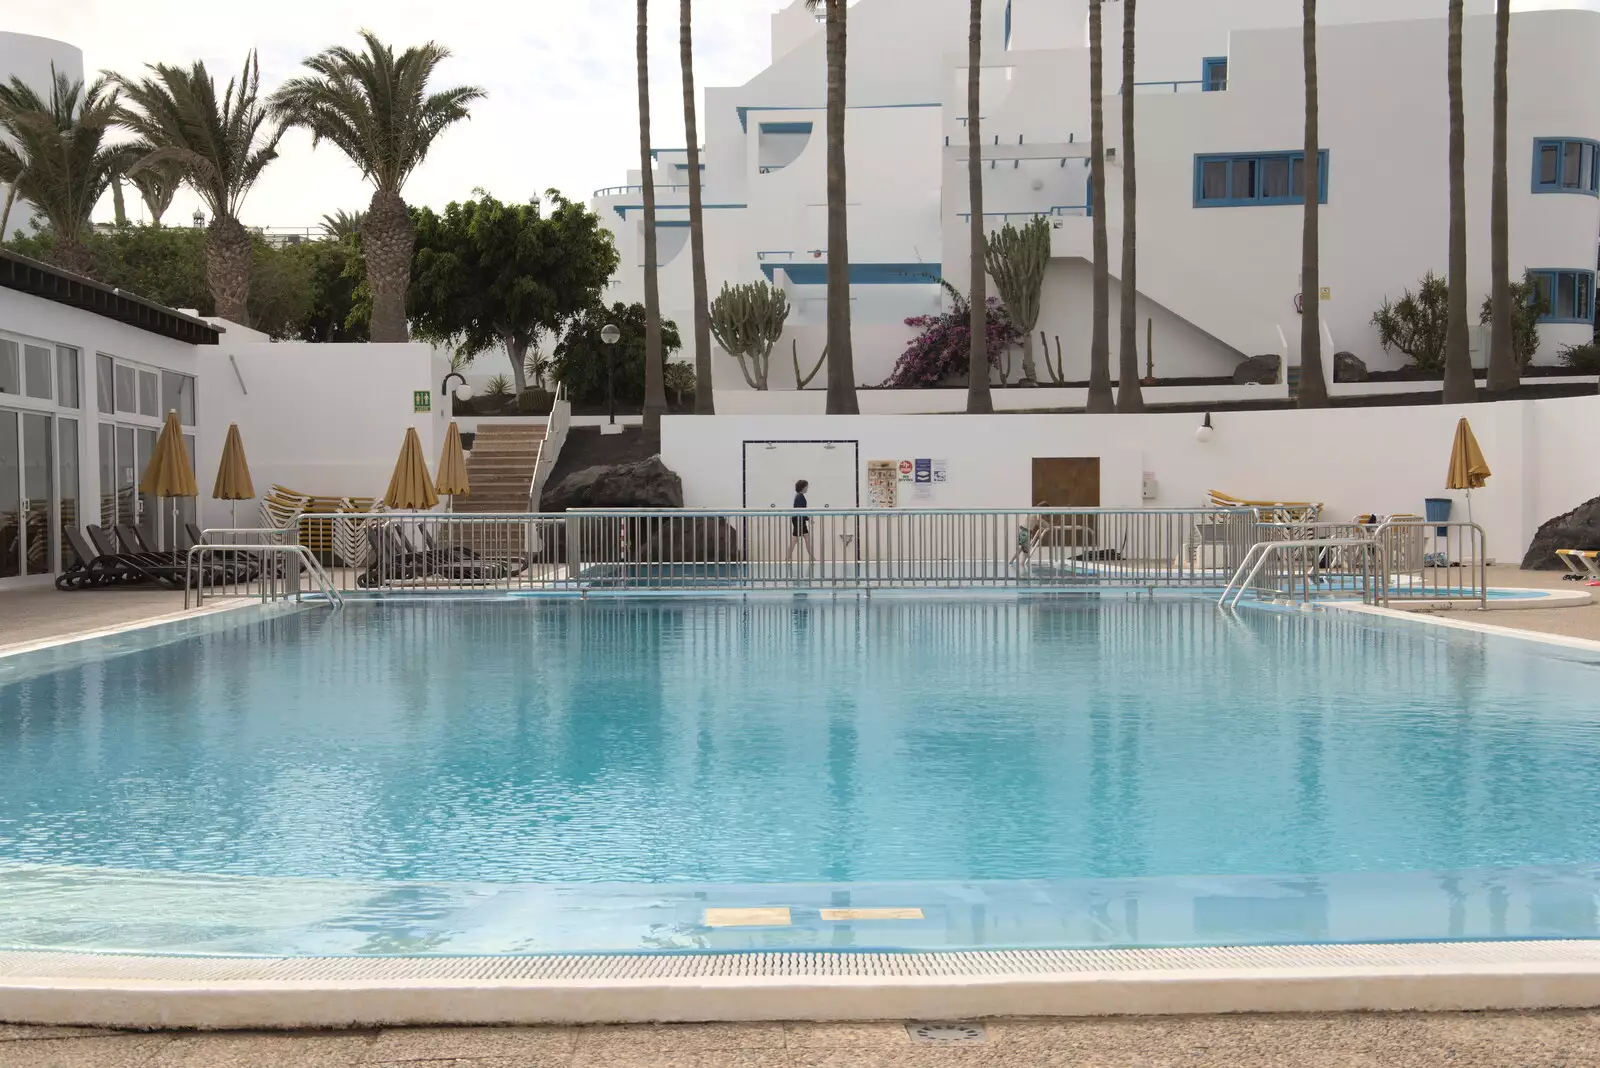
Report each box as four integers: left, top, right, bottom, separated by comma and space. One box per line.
868, 459, 947, 506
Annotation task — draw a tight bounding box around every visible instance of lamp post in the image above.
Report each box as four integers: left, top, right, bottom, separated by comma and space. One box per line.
192, 208, 205, 229
600, 324, 622, 435
441, 371, 474, 415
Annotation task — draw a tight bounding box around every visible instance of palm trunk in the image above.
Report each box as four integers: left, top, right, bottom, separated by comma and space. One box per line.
1115, 0, 1143, 412
112, 179, 127, 227
0, 184, 15, 243
49, 229, 95, 278
1486, 0, 1516, 394
1086, 0, 1114, 413
681, 0, 715, 414
1297, 0, 1329, 407
364, 188, 414, 343
823, 0, 859, 414
966, 0, 993, 414
205, 214, 253, 326
639, 0, 668, 433
1442, 0, 1477, 405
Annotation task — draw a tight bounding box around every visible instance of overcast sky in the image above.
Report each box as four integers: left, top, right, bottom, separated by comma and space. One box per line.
9, 0, 780, 230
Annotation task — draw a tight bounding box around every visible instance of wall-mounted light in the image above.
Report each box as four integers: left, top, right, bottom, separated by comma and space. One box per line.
440, 371, 472, 402
1196, 412, 1215, 444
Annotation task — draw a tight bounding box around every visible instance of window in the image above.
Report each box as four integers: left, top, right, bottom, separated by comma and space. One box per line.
1203, 57, 1228, 92
114, 363, 136, 413
56, 347, 79, 409
161, 371, 196, 426
1194, 150, 1329, 207
0, 339, 18, 395
1533, 139, 1600, 194
1528, 269, 1595, 323
137, 369, 158, 417
23, 344, 51, 400
97, 354, 114, 414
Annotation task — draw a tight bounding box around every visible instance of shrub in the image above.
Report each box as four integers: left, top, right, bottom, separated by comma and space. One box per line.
1478, 274, 1546, 368
663, 361, 697, 403
550, 301, 682, 406
882, 285, 1022, 388
1558, 341, 1600, 375
517, 388, 553, 415
484, 374, 513, 399
1372, 271, 1449, 375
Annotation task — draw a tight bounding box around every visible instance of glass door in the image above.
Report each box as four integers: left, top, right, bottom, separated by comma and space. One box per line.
115, 426, 135, 542
0, 411, 17, 579
136, 427, 159, 549
22, 413, 52, 575
59, 418, 79, 569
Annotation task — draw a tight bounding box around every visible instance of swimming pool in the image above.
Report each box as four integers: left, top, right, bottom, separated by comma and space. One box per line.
1, 594, 1598, 957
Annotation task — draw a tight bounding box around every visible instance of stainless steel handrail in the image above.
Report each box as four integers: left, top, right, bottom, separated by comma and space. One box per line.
1221, 538, 1380, 608
185, 543, 344, 609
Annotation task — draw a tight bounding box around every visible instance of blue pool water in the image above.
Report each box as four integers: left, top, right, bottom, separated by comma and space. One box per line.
2, 595, 1599, 955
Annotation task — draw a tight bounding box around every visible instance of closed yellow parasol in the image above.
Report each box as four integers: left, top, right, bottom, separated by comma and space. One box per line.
435, 422, 470, 509
139, 410, 198, 551
384, 427, 439, 511
1445, 417, 1492, 527
212, 423, 255, 526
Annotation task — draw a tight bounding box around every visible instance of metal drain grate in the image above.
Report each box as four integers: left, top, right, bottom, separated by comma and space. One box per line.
907, 1021, 988, 1044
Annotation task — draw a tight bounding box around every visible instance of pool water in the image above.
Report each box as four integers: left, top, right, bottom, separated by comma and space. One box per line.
2, 595, 1599, 955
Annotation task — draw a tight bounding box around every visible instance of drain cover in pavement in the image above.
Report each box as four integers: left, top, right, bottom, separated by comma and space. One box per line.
907, 1021, 989, 1044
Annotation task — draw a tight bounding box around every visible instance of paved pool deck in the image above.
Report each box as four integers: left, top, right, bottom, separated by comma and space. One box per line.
4, 1011, 1599, 1067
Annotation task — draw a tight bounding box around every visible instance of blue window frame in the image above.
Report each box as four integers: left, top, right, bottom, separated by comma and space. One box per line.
1527, 269, 1595, 323
1194, 150, 1328, 207
1004, 0, 1013, 50
1532, 139, 1600, 194
1202, 57, 1228, 92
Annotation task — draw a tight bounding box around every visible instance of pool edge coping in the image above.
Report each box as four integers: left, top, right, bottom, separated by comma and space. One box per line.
5, 942, 1600, 1026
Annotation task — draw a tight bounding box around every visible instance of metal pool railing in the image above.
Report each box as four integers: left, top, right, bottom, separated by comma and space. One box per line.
184, 542, 343, 608
185, 507, 1260, 597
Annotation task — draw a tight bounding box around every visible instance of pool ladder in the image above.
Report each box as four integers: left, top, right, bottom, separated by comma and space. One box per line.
185, 544, 344, 609
1220, 537, 1381, 609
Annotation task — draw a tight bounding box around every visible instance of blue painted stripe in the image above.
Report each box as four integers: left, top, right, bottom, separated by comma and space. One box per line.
760, 263, 942, 285
738, 103, 941, 132
614, 203, 748, 219
760, 121, 814, 135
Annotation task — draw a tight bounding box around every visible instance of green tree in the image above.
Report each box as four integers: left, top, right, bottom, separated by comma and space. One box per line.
805, 0, 860, 414
1298, 0, 1329, 407
679, 0, 714, 412
1115, 0, 1143, 411
0, 68, 126, 277
128, 158, 180, 225
550, 302, 682, 407
1086, 0, 1113, 413
964, 0, 992, 413
114, 52, 280, 325
1486, 0, 1516, 394
636, 0, 668, 431
281, 237, 367, 342
409, 190, 618, 392
1442, 0, 1477, 403
271, 31, 485, 343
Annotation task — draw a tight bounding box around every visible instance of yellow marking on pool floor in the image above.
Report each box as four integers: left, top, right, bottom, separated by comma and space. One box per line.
820, 908, 925, 921
703, 907, 792, 927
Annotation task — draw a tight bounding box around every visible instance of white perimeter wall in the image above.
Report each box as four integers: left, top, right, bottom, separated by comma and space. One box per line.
660, 394, 1600, 564
198, 337, 438, 526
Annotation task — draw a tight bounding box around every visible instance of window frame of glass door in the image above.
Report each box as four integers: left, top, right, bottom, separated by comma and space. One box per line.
0, 408, 68, 584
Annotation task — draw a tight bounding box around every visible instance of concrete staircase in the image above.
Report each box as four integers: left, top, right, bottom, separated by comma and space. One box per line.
458, 423, 546, 513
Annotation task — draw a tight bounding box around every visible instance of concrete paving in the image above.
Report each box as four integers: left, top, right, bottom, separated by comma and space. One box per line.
2, 1013, 1599, 1067
0, 585, 189, 653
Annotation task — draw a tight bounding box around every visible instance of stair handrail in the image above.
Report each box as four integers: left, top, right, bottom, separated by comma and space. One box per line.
1220, 536, 1380, 608
527, 381, 571, 512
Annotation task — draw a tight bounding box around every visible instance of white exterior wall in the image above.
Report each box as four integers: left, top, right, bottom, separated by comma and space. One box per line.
198, 339, 438, 526
598, 0, 1600, 392
0, 33, 85, 239
659, 394, 1600, 565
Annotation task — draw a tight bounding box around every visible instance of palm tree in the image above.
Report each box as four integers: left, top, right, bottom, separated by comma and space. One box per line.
1086, 0, 1113, 413
320, 209, 365, 241
1297, 0, 1329, 407
1115, 0, 1143, 412
271, 31, 484, 343
0, 69, 124, 277
115, 53, 281, 326
128, 159, 180, 225
805, 0, 860, 414
681, 0, 715, 413
965, 0, 992, 413
1486, 0, 1516, 394
1442, 0, 1476, 404
636, 0, 668, 432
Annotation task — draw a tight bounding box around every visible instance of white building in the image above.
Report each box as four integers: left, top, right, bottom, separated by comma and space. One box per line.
596, 0, 1600, 390
0, 32, 86, 241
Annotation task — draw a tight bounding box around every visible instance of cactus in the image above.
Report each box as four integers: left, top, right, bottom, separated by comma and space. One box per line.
1042, 331, 1066, 384
792, 339, 828, 389
984, 216, 1051, 385
709, 281, 790, 390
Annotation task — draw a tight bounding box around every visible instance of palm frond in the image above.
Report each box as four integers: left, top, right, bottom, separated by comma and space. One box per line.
320, 208, 365, 240
270, 29, 484, 193
0, 66, 124, 240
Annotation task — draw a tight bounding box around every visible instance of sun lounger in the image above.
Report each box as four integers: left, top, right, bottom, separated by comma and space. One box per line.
1557, 549, 1600, 582
1207, 489, 1324, 525
55, 528, 144, 590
